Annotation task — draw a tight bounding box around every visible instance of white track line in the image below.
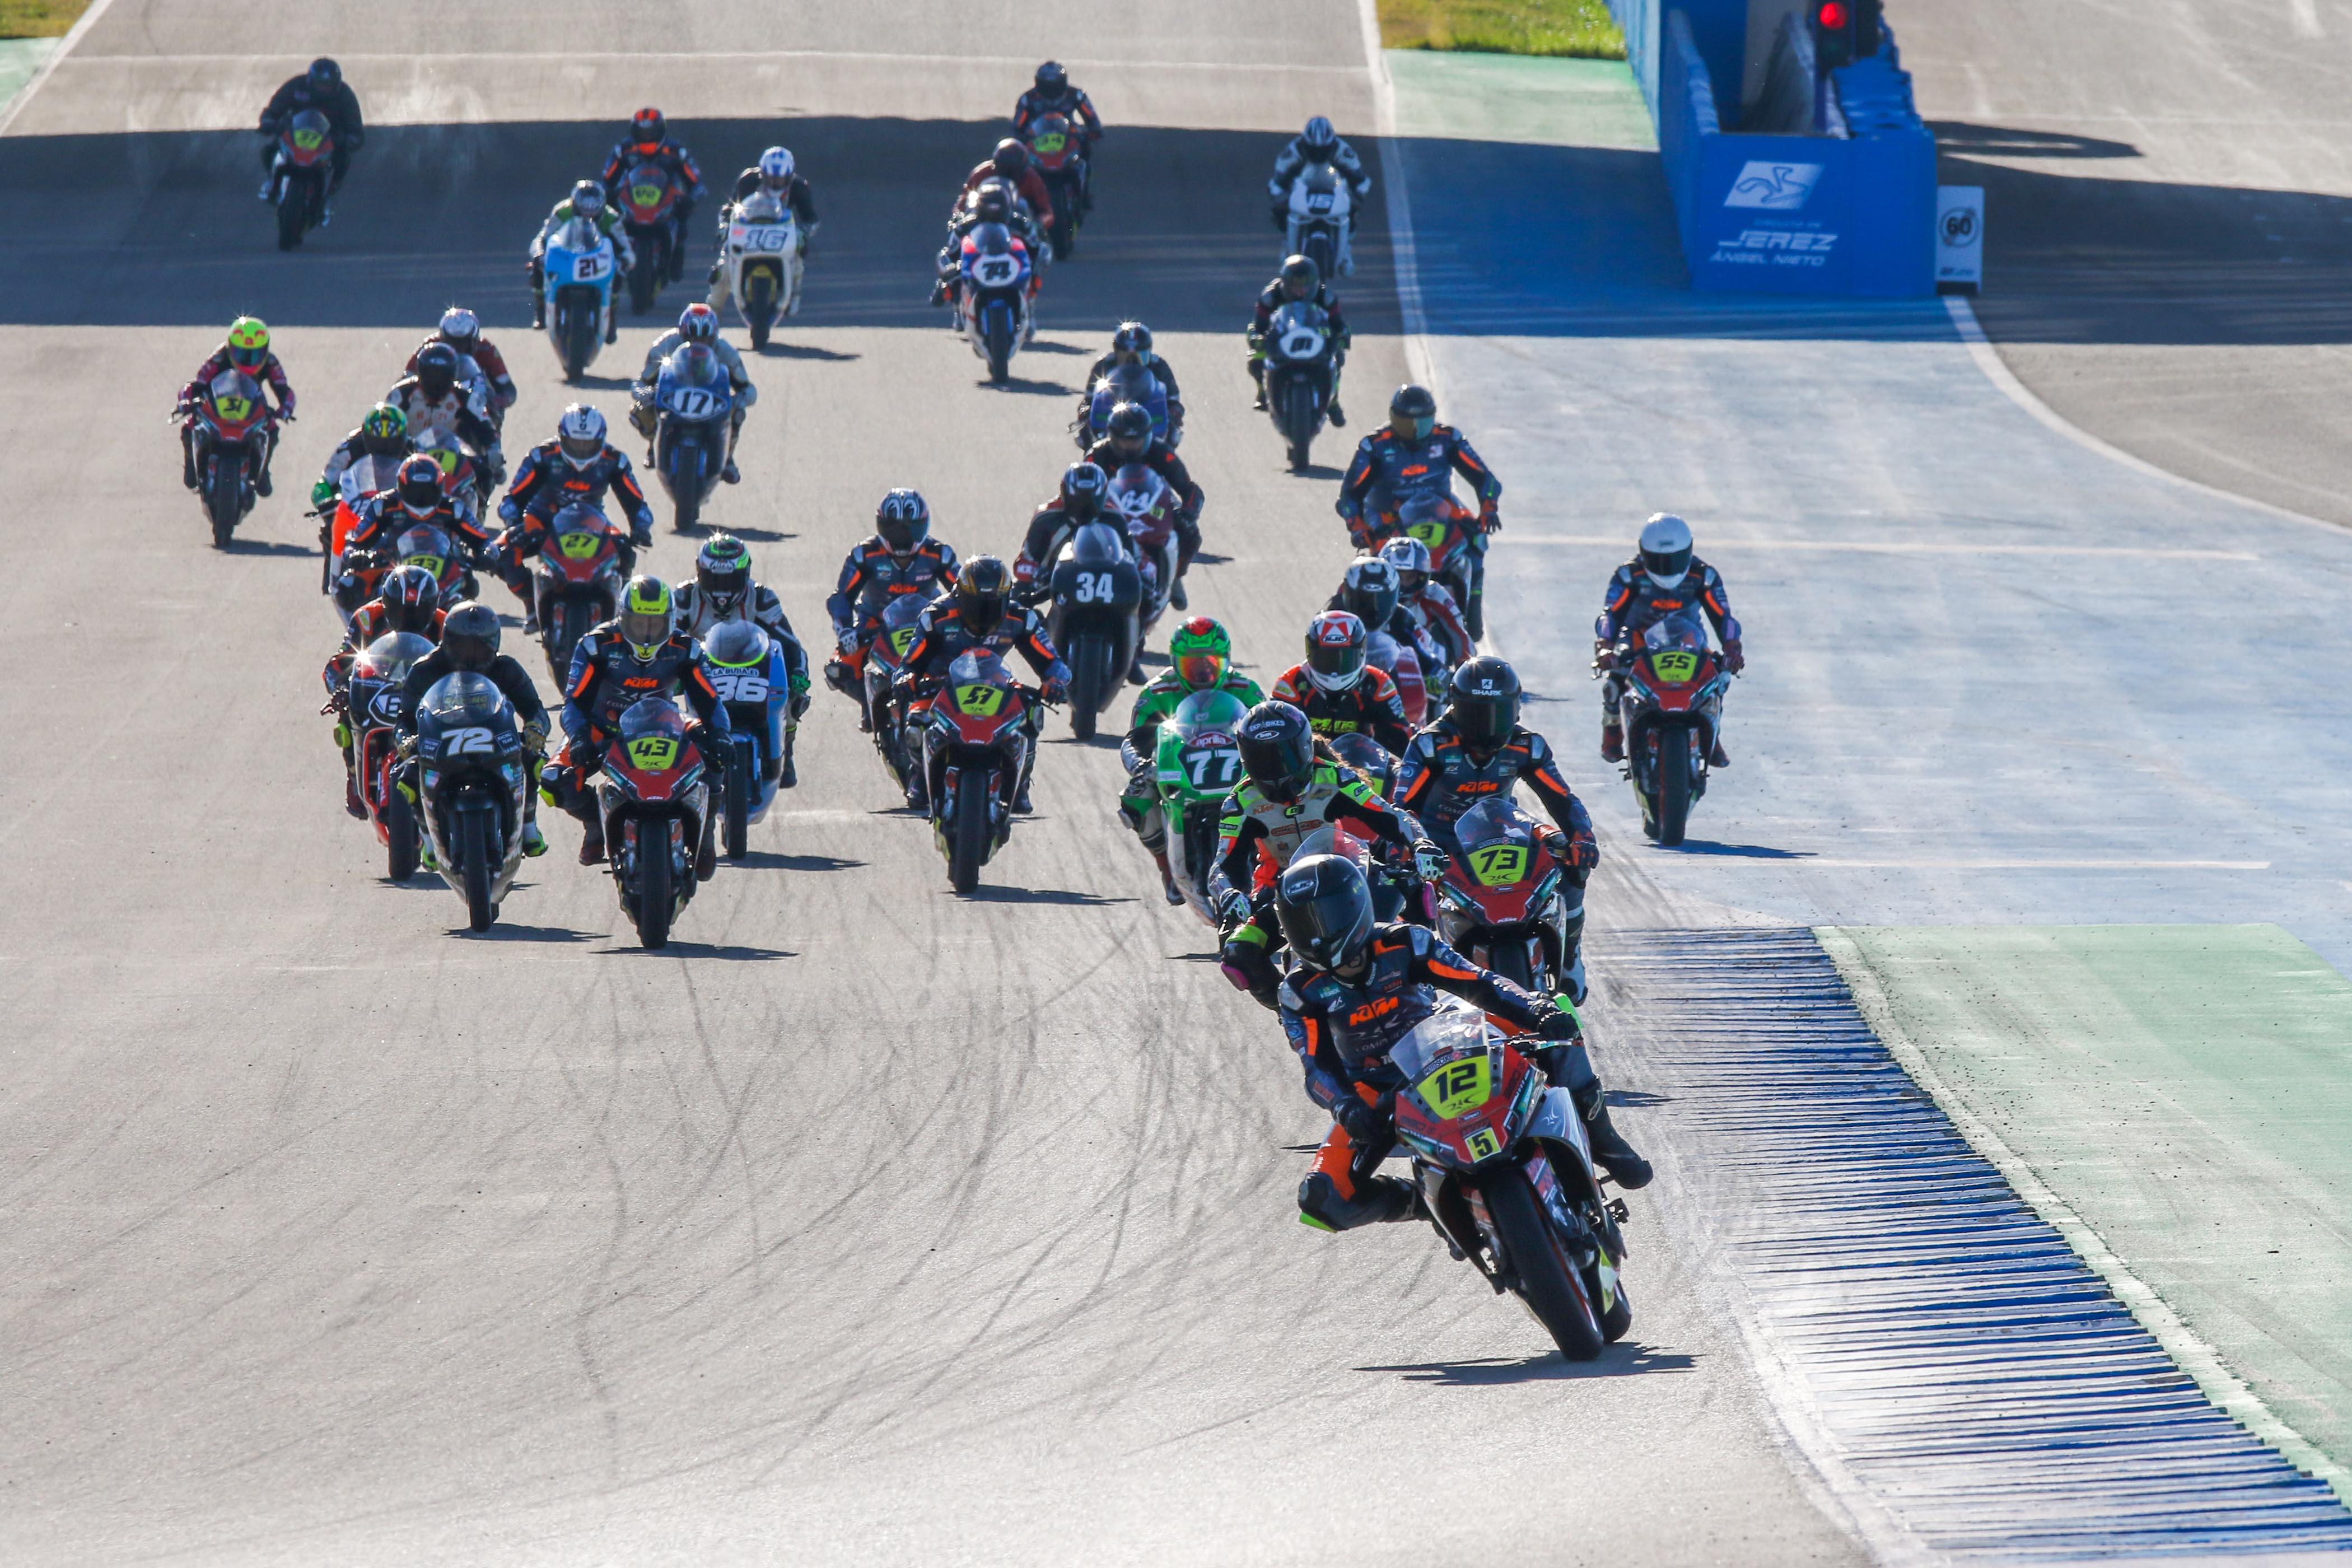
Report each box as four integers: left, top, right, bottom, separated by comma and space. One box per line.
0, 0, 119, 136
1496, 534, 2256, 559
33, 48, 1367, 75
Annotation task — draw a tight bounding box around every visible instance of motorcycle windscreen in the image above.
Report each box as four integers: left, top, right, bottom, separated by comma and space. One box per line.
1641, 609, 1710, 685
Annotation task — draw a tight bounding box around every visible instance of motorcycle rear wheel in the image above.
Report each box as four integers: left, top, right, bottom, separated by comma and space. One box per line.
459, 808, 496, 932
633, 828, 674, 949
1485, 1169, 1606, 1361
948, 772, 988, 894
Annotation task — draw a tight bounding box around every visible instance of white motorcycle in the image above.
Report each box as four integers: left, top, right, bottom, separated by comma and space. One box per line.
1285, 164, 1353, 279
717, 190, 802, 350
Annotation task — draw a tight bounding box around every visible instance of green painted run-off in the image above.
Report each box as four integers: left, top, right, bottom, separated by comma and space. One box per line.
1385, 48, 1654, 151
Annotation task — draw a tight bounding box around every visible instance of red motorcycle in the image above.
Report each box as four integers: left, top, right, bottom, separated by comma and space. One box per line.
175, 371, 270, 547
1374, 492, 1491, 641
1365, 624, 1430, 727
336, 630, 437, 880
267, 108, 335, 250
917, 651, 1047, 894
614, 159, 681, 316
1434, 798, 1585, 1004
1606, 609, 1731, 846
596, 697, 715, 950
861, 593, 933, 799
533, 505, 629, 683
388, 518, 479, 605
1023, 111, 1088, 258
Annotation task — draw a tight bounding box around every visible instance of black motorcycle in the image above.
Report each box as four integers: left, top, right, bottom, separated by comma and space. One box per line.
1040, 521, 1142, 740
412, 673, 531, 932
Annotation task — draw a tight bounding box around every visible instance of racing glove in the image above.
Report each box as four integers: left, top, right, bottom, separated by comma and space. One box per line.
1040, 673, 1070, 706
310, 478, 338, 510
521, 715, 550, 755
1333, 1091, 1394, 1147
1411, 838, 1448, 883
834, 624, 861, 656
1478, 507, 1502, 535
1536, 1005, 1584, 1043
1723, 639, 1746, 674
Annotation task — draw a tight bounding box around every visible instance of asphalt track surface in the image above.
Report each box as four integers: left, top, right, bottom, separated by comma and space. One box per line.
0, 4, 1868, 1565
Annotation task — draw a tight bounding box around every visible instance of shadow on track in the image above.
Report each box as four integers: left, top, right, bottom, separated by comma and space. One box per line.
732, 851, 865, 872
1361, 1345, 1697, 1384
455, 922, 597, 943
956, 886, 1133, 906
601, 941, 797, 960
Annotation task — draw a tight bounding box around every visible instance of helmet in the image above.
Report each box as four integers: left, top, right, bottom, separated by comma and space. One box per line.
704, 619, 768, 670
1237, 699, 1316, 803
1340, 555, 1401, 630
992, 137, 1030, 179
571, 179, 605, 217
1035, 60, 1068, 95
1304, 609, 1369, 694
1449, 655, 1522, 752
1105, 400, 1153, 459
1060, 461, 1107, 520
1302, 115, 1338, 158
437, 306, 479, 356
1276, 852, 1376, 972
696, 533, 752, 612
758, 146, 795, 189
1278, 254, 1320, 300
379, 564, 441, 632
1110, 321, 1152, 363
954, 556, 1014, 637
441, 601, 501, 671
557, 403, 606, 465
876, 489, 930, 557
1168, 616, 1231, 691
358, 402, 407, 456
972, 180, 1011, 223
1639, 511, 1694, 589
414, 342, 459, 399
619, 575, 673, 661
1377, 534, 1432, 594
1389, 383, 1437, 442
394, 453, 444, 517
631, 107, 666, 153
677, 302, 718, 343
307, 58, 341, 90
226, 316, 270, 371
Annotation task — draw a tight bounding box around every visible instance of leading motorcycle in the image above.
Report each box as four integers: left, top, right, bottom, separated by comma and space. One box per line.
596, 697, 714, 949
1607, 608, 1732, 847
721, 189, 802, 349
266, 109, 335, 250
411, 672, 531, 932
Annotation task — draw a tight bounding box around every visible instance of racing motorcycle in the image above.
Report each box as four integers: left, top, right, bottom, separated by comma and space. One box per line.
704, 620, 794, 860
1284, 162, 1351, 281
721, 189, 802, 349
175, 371, 269, 548
534, 505, 629, 682
411, 672, 531, 933
316, 449, 407, 595
1365, 623, 1431, 728
1040, 521, 1143, 739
648, 344, 734, 532
1105, 464, 1180, 638
957, 221, 1034, 385
597, 697, 714, 949
1023, 111, 1088, 258
1378, 492, 1490, 641
1328, 730, 1403, 802
542, 215, 618, 379
1383, 1001, 1633, 1361
920, 651, 1045, 894
338, 630, 437, 881
614, 159, 682, 315
861, 594, 931, 800
1076, 361, 1177, 451
267, 109, 335, 250
1433, 798, 1586, 1005
386, 517, 479, 605
1608, 609, 1732, 847
1149, 689, 1250, 924
1262, 298, 1337, 472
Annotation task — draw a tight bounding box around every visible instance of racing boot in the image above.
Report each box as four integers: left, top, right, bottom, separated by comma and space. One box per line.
255, 461, 273, 498
779, 735, 798, 790
522, 822, 547, 857
721, 461, 741, 485
904, 771, 929, 813
1169, 575, 1188, 612
531, 288, 546, 330
1574, 1081, 1652, 1190
1150, 847, 1183, 906
603, 305, 618, 346
577, 813, 605, 866
1297, 1172, 1417, 1233
1600, 723, 1624, 764
1710, 736, 1731, 768
1128, 650, 1147, 685
343, 769, 366, 820
1013, 776, 1034, 814
522, 610, 539, 636
1329, 399, 1347, 427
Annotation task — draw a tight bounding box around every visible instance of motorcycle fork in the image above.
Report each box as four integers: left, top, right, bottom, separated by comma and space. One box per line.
1431, 1174, 1507, 1294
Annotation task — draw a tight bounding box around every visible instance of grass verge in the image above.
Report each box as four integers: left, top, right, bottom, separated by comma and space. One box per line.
0, 0, 88, 40
1379, 0, 1627, 60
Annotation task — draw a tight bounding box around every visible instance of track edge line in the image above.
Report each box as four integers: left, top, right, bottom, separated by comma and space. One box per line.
0, 0, 120, 138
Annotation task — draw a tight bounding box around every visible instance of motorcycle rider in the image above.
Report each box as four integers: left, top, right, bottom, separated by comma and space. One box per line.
1266, 116, 1370, 275
384, 343, 503, 484
1273, 853, 1649, 1233
707, 146, 820, 313
892, 557, 1071, 814
958, 138, 1056, 234
631, 302, 757, 486
1082, 402, 1202, 609
1247, 255, 1351, 423
344, 452, 495, 562
931, 179, 1046, 310
1212, 701, 1441, 1008
528, 179, 636, 340
1378, 534, 1473, 666
1595, 512, 1743, 766
1337, 384, 1499, 550
543, 575, 730, 866
599, 108, 706, 284
1014, 461, 1113, 590
314, 402, 408, 514
404, 307, 516, 419
257, 58, 363, 204
1117, 616, 1265, 904
1269, 609, 1413, 756
1014, 62, 1104, 210
672, 533, 811, 788
1327, 554, 1448, 693
177, 316, 294, 497
324, 564, 440, 819
823, 490, 962, 729
489, 405, 656, 632
1075, 321, 1183, 443
394, 601, 552, 860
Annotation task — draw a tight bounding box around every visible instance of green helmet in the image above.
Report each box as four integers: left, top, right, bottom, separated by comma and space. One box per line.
360, 403, 407, 442
619, 575, 673, 662
1167, 615, 1233, 690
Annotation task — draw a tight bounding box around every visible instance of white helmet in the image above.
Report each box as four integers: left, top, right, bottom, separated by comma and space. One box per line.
436, 306, 479, 353
759, 146, 795, 187
1303, 116, 1337, 156
557, 403, 606, 466
1638, 512, 1693, 591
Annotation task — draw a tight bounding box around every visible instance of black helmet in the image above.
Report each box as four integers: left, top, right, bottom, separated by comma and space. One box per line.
1389, 382, 1437, 441
1060, 461, 1107, 520
441, 601, 501, 671
1111, 321, 1152, 362
955, 555, 1013, 637
973, 181, 1011, 223
379, 564, 441, 633
1237, 699, 1315, 803
992, 138, 1031, 179
696, 532, 752, 611
307, 58, 342, 90
414, 342, 459, 399
876, 489, 930, 556
1449, 655, 1522, 752
1035, 60, 1068, 95
1276, 852, 1376, 972
1278, 254, 1320, 300
394, 452, 444, 517
1340, 555, 1400, 631
1105, 400, 1152, 458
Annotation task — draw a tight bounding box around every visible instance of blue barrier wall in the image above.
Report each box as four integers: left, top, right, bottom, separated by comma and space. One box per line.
1608, 0, 1746, 124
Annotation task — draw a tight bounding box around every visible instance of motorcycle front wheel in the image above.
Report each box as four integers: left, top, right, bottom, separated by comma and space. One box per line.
459, 807, 496, 932
1657, 725, 1693, 847
948, 771, 990, 894
723, 740, 750, 861
276, 175, 306, 251
1483, 1168, 1606, 1361
384, 787, 420, 881
204, 458, 241, 547
632, 825, 674, 949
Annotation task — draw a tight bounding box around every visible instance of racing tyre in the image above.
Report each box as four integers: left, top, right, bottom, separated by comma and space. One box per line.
745, 274, 777, 351
205, 461, 241, 548
459, 807, 496, 932
723, 739, 750, 861
629, 247, 660, 316
948, 773, 988, 894
1600, 1271, 1634, 1343
559, 306, 596, 380
633, 828, 674, 949
1488, 941, 1535, 992
1657, 725, 1692, 847
1067, 632, 1110, 740
385, 787, 420, 882
1304, 231, 1335, 286
276, 179, 306, 251
1282, 381, 1316, 473
1484, 1168, 1606, 1361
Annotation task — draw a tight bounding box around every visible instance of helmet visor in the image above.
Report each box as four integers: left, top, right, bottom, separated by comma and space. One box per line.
1452, 692, 1516, 749
1641, 544, 1692, 582
559, 431, 603, 463
1306, 638, 1366, 687
1174, 651, 1226, 689
1239, 725, 1313, 797
620, 608, 670, 654
877, 515, 921, 554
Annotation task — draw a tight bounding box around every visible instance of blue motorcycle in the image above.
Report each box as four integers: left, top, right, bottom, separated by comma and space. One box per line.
651, 343, 735, 532
1079, 360, 1174, 451
702, 620, 794, 860
541, 217, 618, 381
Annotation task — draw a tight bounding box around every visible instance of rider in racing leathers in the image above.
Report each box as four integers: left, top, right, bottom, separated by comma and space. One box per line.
706, 146, 820, 312
1014, 461, 1113, 590
343, 452, 496, 562
178, 315, 295, 496
1074, 321, 1184, 444
892, 557, 1071, 814
1271, 852, 1648, 1234
1266, 116, 1370, 274
1378, 534, 1473, 667
671, 533, 811, 787
1082, 402, 1203, 607
1594, 512, 1743, 766
630, 302, 756, 484
931, 178, 1047, 310
1116, 617, 1266, 903
528, 180, 636, 340
542, 575, 729, 866
383, 343, 503, 486
1327, 553, 1449, 698
824, 489, 962, 728
323, 564, 440, 818
600, 108, 706, 283
394, 600, 552, 860
1268, 610, 1413, 756
488, 405, 655, 631
1248, 254, 1351, 423
404, 307, 516, 420
1014, 61, 1104, 199
258, 58, 363, 200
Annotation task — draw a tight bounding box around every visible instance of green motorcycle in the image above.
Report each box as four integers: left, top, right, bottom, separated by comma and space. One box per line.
1149, 689, 1251, 925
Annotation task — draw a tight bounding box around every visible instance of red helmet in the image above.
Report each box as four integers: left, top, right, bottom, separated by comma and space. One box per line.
631, 107, 666, 153
1303, 609, 1369, 695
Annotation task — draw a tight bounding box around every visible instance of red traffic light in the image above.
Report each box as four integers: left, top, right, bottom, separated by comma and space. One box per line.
1817, 1, 1850, 27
